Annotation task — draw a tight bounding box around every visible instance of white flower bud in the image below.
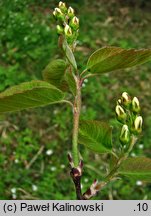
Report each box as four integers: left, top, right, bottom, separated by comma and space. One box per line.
115, 105, 124, 116
68, 6, 74, 18
121, 92, 131, 106
115, 105, 127, 122
58, 1, 67, 13
120, 124, 130, 144
134, 116, 143, 134
70, 16, 79, 30
73, 16, 79, 25
64, 24, 72, 37
132, 97, 140, 113
53, 10, 57, 17
59, 1, 65, 7
117, 99, 122, 105
54, 7, 62, 15
53, 8, 64, 21
56, 25, 63, 34
122, 92, 129, 101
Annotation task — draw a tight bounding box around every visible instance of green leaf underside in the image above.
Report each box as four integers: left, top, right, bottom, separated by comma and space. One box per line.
119, 157, 151, 181
79, 120, 112, 153
42, 59, 67, 90
0, 80, 64, 113
65, 72, 76, 96
87, 46, 151, 74
63, 39, 77, 70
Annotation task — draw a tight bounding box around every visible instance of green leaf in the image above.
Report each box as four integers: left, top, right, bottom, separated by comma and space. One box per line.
79, 120, 112, 153
63, 39, 77, 70
42, 59, 67, 90
65, 72, 77, 96
87, 46, 151, 74
0, 80, 64, 113
119, 157, 151, 181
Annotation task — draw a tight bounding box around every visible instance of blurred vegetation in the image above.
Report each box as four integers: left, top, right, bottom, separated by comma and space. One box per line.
0, 0, 151, 199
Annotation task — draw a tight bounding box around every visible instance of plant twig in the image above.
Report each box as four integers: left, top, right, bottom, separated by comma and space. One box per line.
70, 168, 84, 200
83, 73, 98, 80
72, 77, 81, 167
80, 68, 88, 77
68, 154, 84, 199
102, 135, 137, 182
82, 135, 138, 199
26, 145, 44, 169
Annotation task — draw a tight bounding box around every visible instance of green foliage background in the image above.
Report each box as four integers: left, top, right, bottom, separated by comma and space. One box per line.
0, 0, 151, 199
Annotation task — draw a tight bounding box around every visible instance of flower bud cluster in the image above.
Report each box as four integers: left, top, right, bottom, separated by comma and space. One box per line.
115, 92, 143, 145
53, 1, 79, 45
